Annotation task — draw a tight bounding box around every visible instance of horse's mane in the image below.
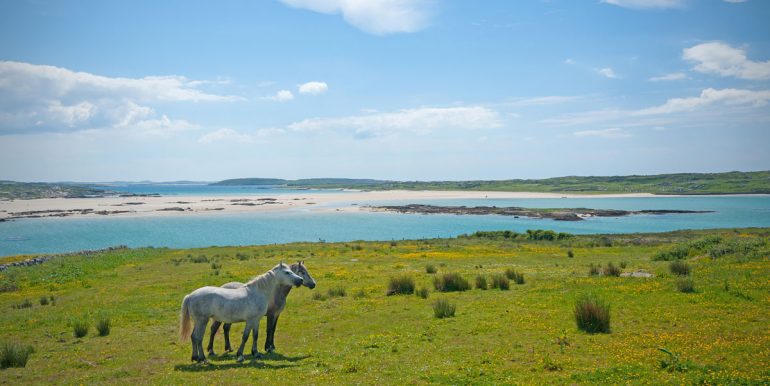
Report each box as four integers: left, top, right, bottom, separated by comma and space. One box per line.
245, 269, 276, 290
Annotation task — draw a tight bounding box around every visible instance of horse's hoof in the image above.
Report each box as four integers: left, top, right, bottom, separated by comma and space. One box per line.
225, 348, 233, 353
208, 350, 216, 357
266, 347, 275, 353
251, 352, 262, 359
236, 355, 244, 363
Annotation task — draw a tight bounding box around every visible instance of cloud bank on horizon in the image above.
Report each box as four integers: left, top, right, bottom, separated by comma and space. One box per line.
0, 0, 768, 181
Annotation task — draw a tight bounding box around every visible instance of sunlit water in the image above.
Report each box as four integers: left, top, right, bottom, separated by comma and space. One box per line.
2, 187, 769, 256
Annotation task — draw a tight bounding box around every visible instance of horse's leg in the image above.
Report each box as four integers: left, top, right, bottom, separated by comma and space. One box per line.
207, 320, 222, 356
192, 319, 209, 363
223, 323, 233, 352
190, 320, 199, 362
235, 321, 252, 363
265, 311, 280, 352
251, 319, 261, 358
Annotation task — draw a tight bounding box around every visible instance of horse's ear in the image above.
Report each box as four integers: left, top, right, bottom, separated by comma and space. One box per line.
279, 261, 285, 268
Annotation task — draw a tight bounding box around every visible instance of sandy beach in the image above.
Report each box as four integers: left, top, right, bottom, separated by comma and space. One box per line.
0, 190, 662, 221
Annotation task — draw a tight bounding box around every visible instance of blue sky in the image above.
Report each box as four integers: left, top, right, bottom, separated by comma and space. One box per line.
1, 0, 769, 182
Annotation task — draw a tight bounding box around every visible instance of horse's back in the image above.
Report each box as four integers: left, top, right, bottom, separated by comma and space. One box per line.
221, 282, 244, 289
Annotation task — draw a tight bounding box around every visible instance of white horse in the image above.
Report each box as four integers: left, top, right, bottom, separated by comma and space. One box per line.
179, 262, 303, 363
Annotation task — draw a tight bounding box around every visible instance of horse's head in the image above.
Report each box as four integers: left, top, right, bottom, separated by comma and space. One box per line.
274, 262, 303, 288
291, 261, 316, 289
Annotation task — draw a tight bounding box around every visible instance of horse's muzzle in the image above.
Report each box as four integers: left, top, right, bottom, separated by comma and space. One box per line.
293, 278, 303, 287
306, 282, 316, 289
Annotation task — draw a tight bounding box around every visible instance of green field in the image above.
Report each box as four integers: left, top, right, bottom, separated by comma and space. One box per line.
1, 229, 768, 384
214, 171, 770, 195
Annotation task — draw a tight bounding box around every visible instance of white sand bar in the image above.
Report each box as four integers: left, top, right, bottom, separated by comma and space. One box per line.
0, 190, 658, 220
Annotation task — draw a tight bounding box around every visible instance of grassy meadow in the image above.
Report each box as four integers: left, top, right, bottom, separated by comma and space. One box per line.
0, 228, 768, 384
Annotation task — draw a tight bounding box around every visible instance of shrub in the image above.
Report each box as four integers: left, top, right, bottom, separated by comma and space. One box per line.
475, 275, 488, 290
490, 274, 510, 290
588, 264, 600, 276
425, 264, 437, 274
328, 287, 347, 298
432, 298, 456, 318
416, 287, 429, 299
567, 249, 574, 258
39, 296, 49, 306
96, 316, 111, 337
676, 278, 696, 293
603, 263, 621, 277
619, 261, 628, 269
0, 342, 34, 369
653, 245, 690, 261
386, 275, 415, 296
505, 269, 525, 284
433, 273, 470, 292
72, 318, 89, 338
669, 260, 691, 276
12, 299, 33, 309
574, 294, 611, 333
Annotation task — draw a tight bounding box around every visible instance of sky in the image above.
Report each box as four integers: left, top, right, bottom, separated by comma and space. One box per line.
0, 0, 769, 182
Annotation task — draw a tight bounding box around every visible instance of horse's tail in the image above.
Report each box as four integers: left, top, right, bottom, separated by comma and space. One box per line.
179, 295, 192, 342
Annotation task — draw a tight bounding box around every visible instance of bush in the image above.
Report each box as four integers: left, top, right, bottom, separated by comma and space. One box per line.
505, 269, 525, 284
619, 261, 628, 269
12, 299, 33, 309
653, 245, 690, 261
669, 260, 691, 276
433, 273, 470, 292
0, 342, 34, 369
588, 264, 600, 276
567, 250, 574, 258
96, 316, 111, 337
475, 275, 488, 290
432, 298, 456, 318
39, 296, 49, 306
327, 287, 347, 298
574, 294, 611, 333
676, 278, 696, 293
425, 264, 437, 274
72, 318, 89, 338
386, 275, 415, 296
490, 274, 510, 290
603, 263, 621, 277
416, 287, 429, 299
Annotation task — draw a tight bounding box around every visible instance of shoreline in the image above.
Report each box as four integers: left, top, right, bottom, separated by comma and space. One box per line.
0, 190, 765, 221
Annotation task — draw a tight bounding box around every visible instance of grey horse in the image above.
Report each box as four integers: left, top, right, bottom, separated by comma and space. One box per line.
180, 262, 303, 363
207, 261, 316, 355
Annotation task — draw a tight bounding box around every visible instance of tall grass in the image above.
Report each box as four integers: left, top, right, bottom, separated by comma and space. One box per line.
386, 275, 415, 296
475, 275, 488, 290
433, 273, 470, 292
490, 274, 510, 290
574, 294, 611, 334
327, 287, 347, 298
588, 264, 600, 276
72, 318, 89, 338
96, 316, 111, 337
669, 260, 691, 276
432, 298, 456, 318
425, 264, 437, 274
0, 342, 34, 369
505, 269, 525, 284
603, 263, 621, 277
676, 278, 696, 293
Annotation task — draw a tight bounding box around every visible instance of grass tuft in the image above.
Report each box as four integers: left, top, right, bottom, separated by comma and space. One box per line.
12, 299, 33, 309
669, 260, 691, 276
386, 275, 415, 296
603, 263, 621, 277
425, 264, 437, 274
327, 286, 347, 298
432, 298, 456, 318
676, 278, 696, 293
574, 294, 611, 334
96, 316, 111, 336
490, 274, 510, 290
72, 318, 89, 338
433, 273, 470, 292
39, 296, 49, 306
475, 275, 488, 290
0, 342, 34, 369
588, 264, 600, 276
505, 269, 525, 284
416, 287, 429, 299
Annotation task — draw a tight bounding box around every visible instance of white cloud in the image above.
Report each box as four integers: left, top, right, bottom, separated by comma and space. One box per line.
683, 42, 770, 80
279, 0, 433, 35
543, 88, 770, 126
502, 95, 581, 107
288, 106, 502, 138
597, 67, 619, 79
198, 127, 284, 144
298, 81, 329, 95
564, 58, 576, 65
649, 72, 687, 82
601, 0, 686, 9
262, 89, 295, 102
0, 61, 239, 135
574, 128, 631, 138
636, 88, 770, 115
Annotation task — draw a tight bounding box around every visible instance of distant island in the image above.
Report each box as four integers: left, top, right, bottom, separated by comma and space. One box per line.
369, 204, 713, 221
212, 171, 770, 195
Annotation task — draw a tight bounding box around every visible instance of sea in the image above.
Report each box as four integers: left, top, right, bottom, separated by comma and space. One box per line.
1, 183, 769, 256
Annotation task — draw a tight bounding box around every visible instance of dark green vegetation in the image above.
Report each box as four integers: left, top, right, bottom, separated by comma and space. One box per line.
0, 228, 768, 384
386, 275, 415, 295
214, 171, 770, 194
0, 342, 34, 369
574, 294, 611, 334
0, 181, 113, 200
432, 298, 456, 319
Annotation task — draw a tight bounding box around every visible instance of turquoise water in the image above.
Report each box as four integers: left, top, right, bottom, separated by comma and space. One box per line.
1, 195, 769, 256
